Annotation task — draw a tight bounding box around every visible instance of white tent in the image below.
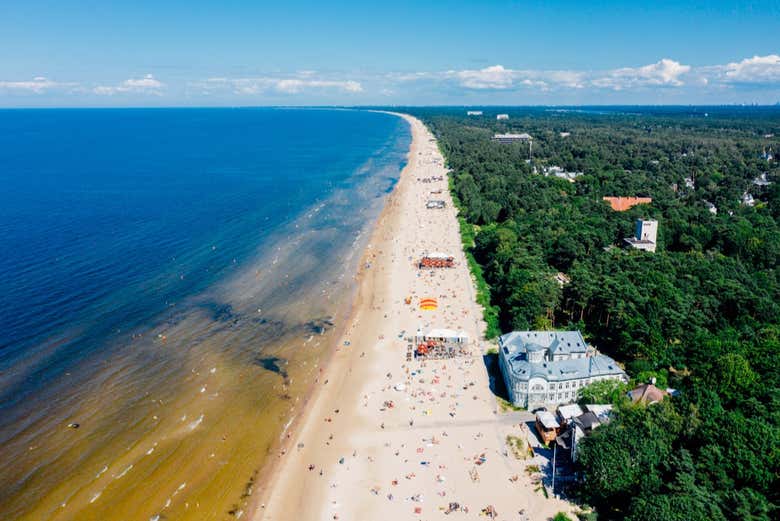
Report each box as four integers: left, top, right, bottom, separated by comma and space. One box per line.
414, 328, 469, 345
424, 252, 453, 260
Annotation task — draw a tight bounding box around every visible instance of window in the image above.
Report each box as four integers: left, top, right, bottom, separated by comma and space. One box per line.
550, 383, 556, 390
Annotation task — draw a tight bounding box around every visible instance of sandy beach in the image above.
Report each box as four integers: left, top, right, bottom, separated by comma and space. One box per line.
253, 113, 575, 521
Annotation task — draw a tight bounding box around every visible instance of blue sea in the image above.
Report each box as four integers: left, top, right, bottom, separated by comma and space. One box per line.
0, 108, 410, 519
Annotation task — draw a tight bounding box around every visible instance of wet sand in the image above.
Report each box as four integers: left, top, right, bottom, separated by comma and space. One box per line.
253, 114, 576, 520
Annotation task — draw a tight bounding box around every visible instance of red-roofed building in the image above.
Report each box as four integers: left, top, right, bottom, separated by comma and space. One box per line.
603, 196, 652, 211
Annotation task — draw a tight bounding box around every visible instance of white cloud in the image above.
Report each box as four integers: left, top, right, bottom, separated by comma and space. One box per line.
394, 65, 584, 91
3, 54, 778, 104
276, 78, 362, 93
450, 65, 516, 89
592, 59, 691, 90
447, 65, 586, 91
715, 54, 780, 83
395, 59, 696, 92
93, 74, 166, 95
0, 76, 76, 93
198, 76, 363, 95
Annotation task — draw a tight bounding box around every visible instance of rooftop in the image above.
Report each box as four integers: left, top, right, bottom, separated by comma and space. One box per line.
536, 410, 560, 430
500, 330, 587, 356
603, 196, 653, 211
416, 328, 469, 341
574, 411, 602, 431
584, 404, 613, 422
557, 404, 584, 422
506, 353, 624, 382
628, 383, 668, 404
493, 132, 532, 140
423, 252, 453, 259
500, 330, 626, 382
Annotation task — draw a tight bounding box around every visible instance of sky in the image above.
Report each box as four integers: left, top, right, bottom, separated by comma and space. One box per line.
1, 0, 779, 107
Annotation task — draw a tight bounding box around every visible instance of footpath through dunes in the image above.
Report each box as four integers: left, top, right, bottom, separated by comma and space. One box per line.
254, 114, 576, 521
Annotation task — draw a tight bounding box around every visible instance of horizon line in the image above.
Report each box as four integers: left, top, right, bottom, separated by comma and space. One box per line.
1, 103, 780, 110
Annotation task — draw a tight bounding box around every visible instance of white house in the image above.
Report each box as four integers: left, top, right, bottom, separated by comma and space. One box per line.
492, 133, 532, 144
624, 219, 658, 252
498, 330, 626, 409
541, 165, 583, 182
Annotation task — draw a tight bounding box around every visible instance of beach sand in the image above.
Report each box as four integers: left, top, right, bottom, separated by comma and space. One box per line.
252, 114, 576, 521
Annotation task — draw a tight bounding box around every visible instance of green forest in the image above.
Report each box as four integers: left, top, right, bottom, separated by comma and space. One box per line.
405, 107, 780, 521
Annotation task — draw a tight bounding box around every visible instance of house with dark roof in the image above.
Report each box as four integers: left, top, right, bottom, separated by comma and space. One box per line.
555, 405, 613, 462
498, 330, 627, 409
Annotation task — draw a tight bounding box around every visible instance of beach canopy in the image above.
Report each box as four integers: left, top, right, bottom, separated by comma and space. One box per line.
414, 328, 469, 344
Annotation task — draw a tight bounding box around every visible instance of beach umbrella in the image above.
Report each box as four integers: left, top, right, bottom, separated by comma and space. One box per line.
419, 298, 438, 310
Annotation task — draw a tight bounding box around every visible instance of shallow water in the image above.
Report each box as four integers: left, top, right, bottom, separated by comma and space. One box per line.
0, 108, 410, 520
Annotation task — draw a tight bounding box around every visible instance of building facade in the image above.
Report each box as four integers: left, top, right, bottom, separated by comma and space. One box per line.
623, 218, 658, 252
492, 132, 531, 144
498, 330, 627, 409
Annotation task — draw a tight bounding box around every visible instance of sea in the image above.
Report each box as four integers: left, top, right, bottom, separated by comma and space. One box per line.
0, 108, 411, 520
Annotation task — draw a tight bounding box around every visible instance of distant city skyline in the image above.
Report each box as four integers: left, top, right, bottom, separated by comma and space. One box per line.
1, 0, 779, 106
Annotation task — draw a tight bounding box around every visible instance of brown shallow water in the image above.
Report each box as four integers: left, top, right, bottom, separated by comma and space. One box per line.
0, 189, 382, 520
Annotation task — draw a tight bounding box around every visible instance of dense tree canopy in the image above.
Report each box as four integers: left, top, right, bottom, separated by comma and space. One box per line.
405, 106, 780, 520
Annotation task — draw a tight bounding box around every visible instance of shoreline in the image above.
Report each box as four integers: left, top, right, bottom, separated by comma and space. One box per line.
251, 113, 576, 520
246, 111, 420, 517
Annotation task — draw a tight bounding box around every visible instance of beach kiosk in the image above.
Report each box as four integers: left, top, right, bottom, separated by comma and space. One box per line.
413, 328, 470, 359
419, 252, 455, 269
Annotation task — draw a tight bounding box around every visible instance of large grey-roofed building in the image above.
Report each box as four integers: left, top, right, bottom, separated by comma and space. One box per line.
498, 330, 627, 409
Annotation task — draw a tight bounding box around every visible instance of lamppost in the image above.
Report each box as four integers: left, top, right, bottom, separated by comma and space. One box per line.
551, 441, 557, 497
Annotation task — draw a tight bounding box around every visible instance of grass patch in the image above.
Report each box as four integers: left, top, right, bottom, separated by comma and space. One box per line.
497, 395, 524, 413
456, 215, 501, 339
506, 435, 529, 459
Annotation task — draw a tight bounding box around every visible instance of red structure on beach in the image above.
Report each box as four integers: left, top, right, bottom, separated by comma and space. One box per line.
419, 253, 455, 268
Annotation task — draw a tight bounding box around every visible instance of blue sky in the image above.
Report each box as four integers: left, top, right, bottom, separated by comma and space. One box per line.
1, 0, 779, 106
